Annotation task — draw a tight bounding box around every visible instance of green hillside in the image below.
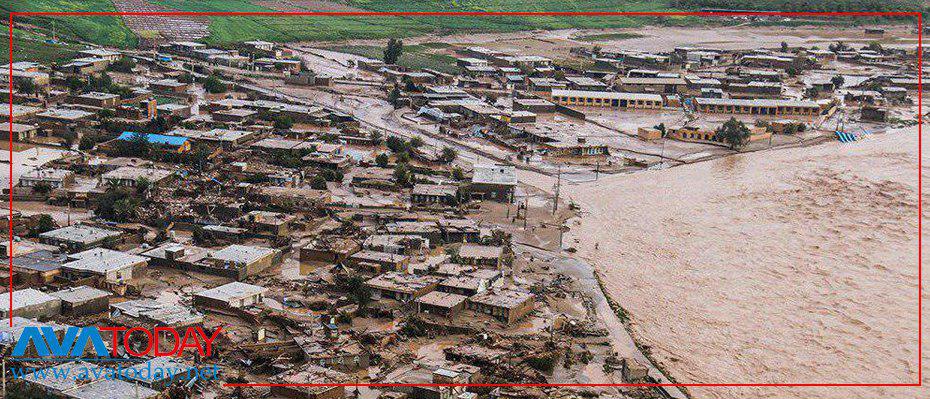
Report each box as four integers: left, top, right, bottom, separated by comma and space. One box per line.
2, 0, 138, 47
2, 0, 923, 50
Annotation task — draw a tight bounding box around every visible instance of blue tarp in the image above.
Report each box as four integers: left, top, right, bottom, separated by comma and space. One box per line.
118, 131, 189, 147
835, 131, 858, 142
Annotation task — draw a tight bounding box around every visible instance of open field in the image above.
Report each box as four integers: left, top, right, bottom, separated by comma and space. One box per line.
555, 128, 925, 398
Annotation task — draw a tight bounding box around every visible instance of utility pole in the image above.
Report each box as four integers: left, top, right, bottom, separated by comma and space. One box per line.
552, 165, 561, 215
594, 161, 600, 181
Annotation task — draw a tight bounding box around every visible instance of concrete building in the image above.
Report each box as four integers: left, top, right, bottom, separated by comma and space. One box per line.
110, 299, 204, 328
11, 249, 67, 285
365, 272, 442, 302
39, 225, 122, 253
466, 289, 535, 325
415, 291, 468, 318
549, 89, 663, 109
102, 166, 174, 187
70, 91, 121, 108
60, 248, 147, 285
0, 103, 42, 122
193, 281, 267, 309
0, 288, 61, 320
411, 184, 459, 206
692, 97, 821, 117
615, 77, 687, 94
149, 78, 190, 94
9, 123, 39, 141
18, 168, 75, 189
208, 244, 277, 278
458, 244, 505, 268
345, 250, 410, 273
466, 164, 516, 203
50, 286, 111, 316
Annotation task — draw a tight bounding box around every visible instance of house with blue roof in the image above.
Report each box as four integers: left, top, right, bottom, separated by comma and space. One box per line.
117, 131, 191, 153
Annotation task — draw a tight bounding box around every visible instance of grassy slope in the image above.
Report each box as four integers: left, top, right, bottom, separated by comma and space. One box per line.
152, 0, 692, 44
2, 0, 137, 48
2, 28, 82, 64
4, 0, 920, 50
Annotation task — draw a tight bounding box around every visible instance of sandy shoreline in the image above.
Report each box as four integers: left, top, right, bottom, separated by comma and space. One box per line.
556, 128, 926, 398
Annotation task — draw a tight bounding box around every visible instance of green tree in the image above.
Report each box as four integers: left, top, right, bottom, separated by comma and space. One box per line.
98, 109, 115, 119
408, 136, 424, 148
387, 86, 402, 106
716, 117, 751, 150
375, 152, 389, 168
122, 131, 151, 157
320, 169, 344, 183
393, 163, 412, 187
31, 181, 52, 195
451, 166, 465, 181
369, 131, 383, 145
440, 147, 457, 163
831, 75, 845, 89
106, 57, 136, 73
273, 115, 294, 130
383, 38, 403, 65
203, 75, 227, 94
310, 175, 328, 190
16, 79, 35, 95
29, 214, 56, 237
335, 274, 371, 308
386, 136, 407, 153
95, 188, 140, 222
780, 41, 789, 52
145, 116, 169, 133
65, 76, 84, 92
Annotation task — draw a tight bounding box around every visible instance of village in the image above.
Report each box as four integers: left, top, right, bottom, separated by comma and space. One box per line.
1, 18, 923, 399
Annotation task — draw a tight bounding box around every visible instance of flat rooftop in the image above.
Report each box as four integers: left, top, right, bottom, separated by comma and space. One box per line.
195, 282, 267, 303
50, 285, 110, 303
469, 289, 534, 309
64, 248, 147, 274
0, 288, 59, 311
209, 244, 275, 265
416, 291, 468, 308
39, 225, 121, 245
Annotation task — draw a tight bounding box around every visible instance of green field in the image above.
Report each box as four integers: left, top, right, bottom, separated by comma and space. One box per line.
2, 0, 923, 51
4, 0, 691, 48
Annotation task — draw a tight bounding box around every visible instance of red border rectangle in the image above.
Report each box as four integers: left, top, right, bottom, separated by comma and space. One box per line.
7, 10, 923, 389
